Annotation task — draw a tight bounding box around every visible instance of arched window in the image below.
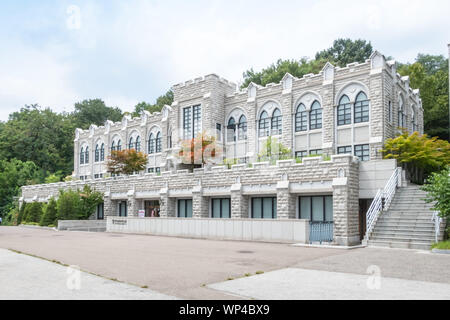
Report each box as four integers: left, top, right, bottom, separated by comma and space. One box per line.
398, 96, 405, 128
259, 111, 270, 137
111, 141, 116, 152
309, 101, 322, 130
135, 136, 141, 152
295, 104, 307, 132
156, 132, 162, 153
85, 146, 89, 164
100, 143, 105, 161
95, 144, 100, 162
354, 92, 369, 123
227, 117, 236, 142
148, 133, 155, 154
80, 147, 85, 165
128, 137, 134, 150
412, 109, 417, 132
337, 95, 351, 126
238, 115, 247, 140
117, 140, 122, 151
271, 108, 282, 135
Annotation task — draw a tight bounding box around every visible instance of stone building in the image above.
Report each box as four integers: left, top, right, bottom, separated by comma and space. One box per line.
21, 51, 423, 246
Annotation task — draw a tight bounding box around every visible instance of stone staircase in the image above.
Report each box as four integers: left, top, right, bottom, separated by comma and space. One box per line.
368, 184, 443, 250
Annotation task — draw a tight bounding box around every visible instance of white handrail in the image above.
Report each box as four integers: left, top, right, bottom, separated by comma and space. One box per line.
364, 167, 401, 241
431, 211, 442, 243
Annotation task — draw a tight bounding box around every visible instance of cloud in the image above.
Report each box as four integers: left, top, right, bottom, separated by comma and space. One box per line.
0, 0, 449, 121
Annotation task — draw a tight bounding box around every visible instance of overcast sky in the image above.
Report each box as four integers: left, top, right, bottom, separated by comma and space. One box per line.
0, 0, 449, 121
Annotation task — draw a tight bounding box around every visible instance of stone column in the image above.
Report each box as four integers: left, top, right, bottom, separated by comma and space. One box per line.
321, 82, 335, 156
192, 185, 209, 218
159, 187, 176, 217
127, 189, 137, 217
276, 180, 296, 219
230, 183, 249, 218
103, 191, 115, 217
332, 157, 360, 246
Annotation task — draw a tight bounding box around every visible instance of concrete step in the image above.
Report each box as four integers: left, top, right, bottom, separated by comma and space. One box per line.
372, 226, 434, 232
66, 227, 106, 232
370, 235, 434, 243
371, 230, 434, 238
368, 240, 431, 250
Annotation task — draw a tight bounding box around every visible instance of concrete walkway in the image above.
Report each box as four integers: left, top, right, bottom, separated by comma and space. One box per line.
208, 267, 450, 300
0, 249, 176, 300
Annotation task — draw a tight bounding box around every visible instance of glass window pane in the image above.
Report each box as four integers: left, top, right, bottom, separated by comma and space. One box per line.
325, 196, 333, 222
222, 199, 230, 218
252, 198, 262, 219
179, 200, 185, 217
312, 197, 324, 222
300, 197, 311, 220
186, 199, 193, 218
263, 198, 273, 219
213, 199, 221, 218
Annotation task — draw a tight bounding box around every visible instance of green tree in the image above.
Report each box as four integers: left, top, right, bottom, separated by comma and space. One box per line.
56, 189, 82, 221
258, 136, 292, 164
382, 131, 450, 183
78, 185, 103, 220
132, 90, 174, 117
73, 99, 123, 129
315, 38, 373, 67
17, 202, 27, 225
0, 159, 44, 217
40, 198, 58, 226
24, 202, 43, 223
107, 149, 148, 175
397, 55, 449, 141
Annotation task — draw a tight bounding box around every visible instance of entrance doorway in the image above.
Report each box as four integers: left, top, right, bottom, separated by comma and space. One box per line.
118, 201, 127, 217
359, 199, 371, 240
145, 200, 160, 217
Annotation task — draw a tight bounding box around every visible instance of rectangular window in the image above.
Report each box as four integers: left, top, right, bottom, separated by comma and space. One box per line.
295, 111, 307, 132
251, 197, 277, 219
309, 149, 322, 156
97, 203, 104, 220
337, 103, 352, 126
299, 196, 333, 222
148, 168, 154, 173
388, 101, 392, 123
211, 198, 231, 218
295, 150, 308, 159
119, 201, 127, 217
337, 146, 352, 155
178, 199, 193, 218
354, 144, 370, 161
94, 174, 99, 179
155, 167, 161, 174
183, 107, 192, 139
193, 105, 202, 138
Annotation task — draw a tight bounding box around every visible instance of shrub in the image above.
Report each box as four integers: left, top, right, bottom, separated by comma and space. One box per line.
56, 185, 103, 221
422, 167, 450, 220
40, 198, 58, 226
24, 202, 43, 223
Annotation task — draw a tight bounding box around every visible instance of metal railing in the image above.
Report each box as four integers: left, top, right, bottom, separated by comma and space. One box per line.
431, 211, 442, 243
364, 167, 401, 242
309, 222, 334, 243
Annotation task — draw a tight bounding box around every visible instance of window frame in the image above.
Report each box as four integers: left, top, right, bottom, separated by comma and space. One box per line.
251, 197, 277, 219
354, 144, 370, 161
309, 101, 322, 130
354, 92, 369, 123
295, 104, 308, 132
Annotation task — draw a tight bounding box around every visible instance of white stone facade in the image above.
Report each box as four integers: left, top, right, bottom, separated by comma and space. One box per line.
21, 50, 423, 246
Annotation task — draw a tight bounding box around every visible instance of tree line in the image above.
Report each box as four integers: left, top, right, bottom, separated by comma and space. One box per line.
0, 38, 448, 223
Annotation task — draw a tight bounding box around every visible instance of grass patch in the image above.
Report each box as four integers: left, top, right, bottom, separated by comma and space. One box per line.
255, 271, 264, 275
244, 273, 252, 277
141, 285, 148, 289
431, 241, 450, 250
226, 277, 234, 281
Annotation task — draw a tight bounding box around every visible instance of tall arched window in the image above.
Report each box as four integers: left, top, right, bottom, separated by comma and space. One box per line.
156, 132, 162, 153
227, 117, 236, 142
111, 141, 116, 152
271, 108, 282, 135
295, 104, 307, 132
412, 109, 417, 132
148, 133, 155, 154
117, 140, 122, 151
135, 136, 141, 152
309, 101, 322, 130
337, 95, 351, 126
238, 115, 247, 140
259, 111, 270, 137
354, 92, 369, 123
167, 128, 172, 149
85, 146, 89, 164
80, 147, 85, 165
100, 143, 105, 161
95, 144, 100, 162
128, 137, 134, 150
398, 96, 405, 128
